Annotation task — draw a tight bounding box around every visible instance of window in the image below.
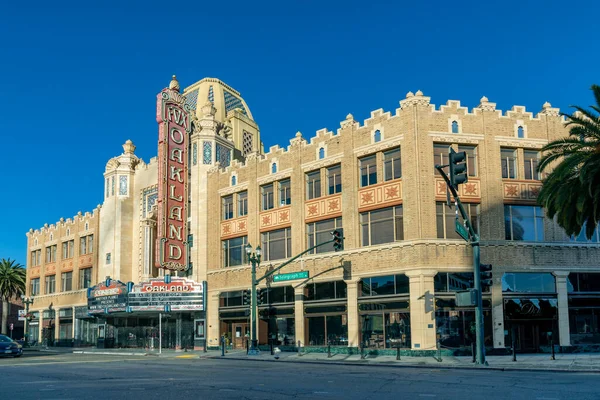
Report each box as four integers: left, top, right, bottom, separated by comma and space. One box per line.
45, 245, 57, 263
261, 184, 274, 211
306, 170, 321, 200
501, 148, 517, 179
30, 278, 40, 296
502, 273, 555, 293
322, 165, 342, 196
433, 144, 450, 174
222, 236, 248, 267
30, 250, 41, 266
219, 291, 244, 307
279, 179, 291, 206
384, 148, 401, 181
222, 195, 233, 220
237, 191, 248, 217
80, 235, 93, 255
62, 240, 74, 259
504, 205, 545, 241
359, 155, 377, 187
61, 271, 72, 292
307, 217, 343, 254
570, 222, 600, 243
360, 206, 404, 246
517, 126, 524, 138
305, 281, 347, 301
523, 150, 541, 180
319, 147, 325, 159
568, 273, 600, 293
374, 130, 381, 142
360, 274, 409, 296
451, 121, 459, 133
436, 202, 480, 239
434, 272, 490, 292
45, 275, 56, 294
261, 227, 292, 261
271, 163, 277, 174
79, 268, 92, 289
231, 175, 237, 186
458, 145, 477, 177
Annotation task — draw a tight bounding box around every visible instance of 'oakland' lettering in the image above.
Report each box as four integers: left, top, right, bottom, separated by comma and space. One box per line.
169, 185, 182, 201
170, 166, 183, 183
169, 244, 182, 260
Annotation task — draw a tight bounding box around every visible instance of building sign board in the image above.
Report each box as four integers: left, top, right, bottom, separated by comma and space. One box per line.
87, 278, 130, 314
128, 277, 204, 312
155, 81, 192, 271
273, 271, 309, 282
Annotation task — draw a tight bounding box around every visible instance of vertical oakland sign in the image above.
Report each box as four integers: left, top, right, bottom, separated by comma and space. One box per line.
156, 76, 192, 271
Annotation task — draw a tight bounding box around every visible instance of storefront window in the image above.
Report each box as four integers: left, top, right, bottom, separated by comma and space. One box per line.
360, 274, 409, 297
360, 312, 411, 349
502, 273, 556, 293
436, 309, 493, 348
568, 273, 600, 293
305, 281, 347, 301
434, 272, 488, 292
220, 291, 243, 307
568, 297, 600, 344
307, 315, 347, 346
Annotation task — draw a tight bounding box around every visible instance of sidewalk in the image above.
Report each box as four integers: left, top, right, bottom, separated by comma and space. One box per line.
59, 346, 600, 373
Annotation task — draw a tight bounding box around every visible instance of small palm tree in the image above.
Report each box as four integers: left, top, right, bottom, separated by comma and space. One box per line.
0, 258, 26, 334
537, 84, 600, 239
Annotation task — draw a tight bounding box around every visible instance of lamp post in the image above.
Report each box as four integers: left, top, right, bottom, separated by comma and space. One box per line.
245, 243, 262, 355
20, 295, 34, 346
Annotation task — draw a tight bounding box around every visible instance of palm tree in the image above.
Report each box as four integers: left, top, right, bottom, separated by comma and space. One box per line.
537, 84, 600, 239
0, 258, 26, 334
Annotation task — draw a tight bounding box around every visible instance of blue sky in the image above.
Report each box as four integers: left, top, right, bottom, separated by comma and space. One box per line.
1, 0, 598, 265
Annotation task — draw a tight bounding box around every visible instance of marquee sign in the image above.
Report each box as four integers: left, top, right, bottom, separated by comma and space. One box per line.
88, 278, 131, 314
155, 76, 193, 271
128, 277, 204, 312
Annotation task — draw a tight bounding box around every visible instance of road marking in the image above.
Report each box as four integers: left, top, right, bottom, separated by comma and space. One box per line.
419, 395, 436, 398
536, 398, 558, 400
176, 355, 197, 359
0, 358, 142, 367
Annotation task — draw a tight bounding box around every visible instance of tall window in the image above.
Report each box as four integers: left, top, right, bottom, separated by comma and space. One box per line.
279, 179, 291, 206
451, 121, 459, 133
261, 184, 274, 211
458, 145, 477, 177
62, 240, 74, 259
319, 147, 325, 159
384, 148, 401, 181
61, 271, 72, 292
231, 175, 237, 186
45, 245, 57, 263
307, 217, 343, 254
237, 191, 248, 217
327, 165, 342, 195
436, 202, 480, 239
517, 126, 524, 138
271, 163, 277, 174
504, 205, 545, 241
374, 130, 382, 142
45, 275, 56, 294
306, 170, 321, 200
79, 268, 92, 289
433, 144, 450, 174
80, 235, 93, 255
360, 206, 404, 246
30, 278, 40, 296
222, 195, 234, 220
359, 155, 377, 187
501, 148, 517, 179
30, 250, 41, 266
222, 236, 248, 267
261, 227, 292, 261
523, 150, 541, 180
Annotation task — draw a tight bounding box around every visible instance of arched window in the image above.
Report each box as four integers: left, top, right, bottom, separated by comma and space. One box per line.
517, 126, 524, 138
374, 130, 381, 143
271, 163, 277, 174
66, 228, 70, 236
50, 234, 53, 241
231, 175, 237, 186
85, 222, 89, 231
451, 121, 459, 134
319, 147, 325, 159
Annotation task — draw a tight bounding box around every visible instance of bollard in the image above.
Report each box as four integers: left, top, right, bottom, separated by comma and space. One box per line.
436, 339, 442, 362
221, 336, 225, 357
297, 340, 302, 356
511, 327, 517, 362
471, 342, 476, 363
270, 339, 274, 356
550, 336, 555, 361
396, 346, 401, 361
327, 341, 332, 358
246, 338, 249, 355
360, 342, 366, 359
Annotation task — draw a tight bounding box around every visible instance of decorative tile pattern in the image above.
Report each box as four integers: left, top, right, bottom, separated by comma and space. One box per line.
111, 176, 115, 196
502, 180, 542, 202
61, 260, 74, 272
223, 90, 247, 115
79, 255, 93, 267
193, 142, 197, 166
119, 175, 128, 195
105, 178, 109, 198
208, 85, 214, 103
30, 267, 40, 278
357, 180, 402, 211
243, 131, 253, 155
435, 177, 481, 200
45, 263, 56, 275
203, 141, 212, 164
304, 194, 342, 222
259, 206, 292, 231
185, 88, 199, 110
220, 216, 248, 238
142, 186, 158, 218
216, 143, 231, 167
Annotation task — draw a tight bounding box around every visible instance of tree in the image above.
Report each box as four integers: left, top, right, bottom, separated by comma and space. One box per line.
537, 84, 600, 239
0, 258, 26, 334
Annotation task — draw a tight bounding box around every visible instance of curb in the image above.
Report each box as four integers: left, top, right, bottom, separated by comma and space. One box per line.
206, 355, 600, 374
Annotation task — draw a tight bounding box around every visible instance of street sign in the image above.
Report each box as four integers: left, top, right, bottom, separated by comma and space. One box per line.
273, 271, 309, 282
455, 218, 470, 242
18, 310, 26, 321
456, 289, 478, 307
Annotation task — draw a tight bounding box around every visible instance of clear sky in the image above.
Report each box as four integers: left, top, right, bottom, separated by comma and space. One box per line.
1, 0, 598, 266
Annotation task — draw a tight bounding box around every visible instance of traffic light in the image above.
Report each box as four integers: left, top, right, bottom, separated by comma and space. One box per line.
257, 288, 267, 305
449, 147, 468, 188
332, 229, 344, 251
424, 290, 434, 313
242, 289, 250, 306
480, 264, 493, 291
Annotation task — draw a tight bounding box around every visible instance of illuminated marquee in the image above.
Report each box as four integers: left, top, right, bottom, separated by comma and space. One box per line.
155, 78, 193, 271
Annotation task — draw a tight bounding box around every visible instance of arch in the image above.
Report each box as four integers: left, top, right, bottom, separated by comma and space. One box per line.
451, 121, 459, 134
373, 130, 381, 142
271, 162, 277, 174
517, 126, 524, 138
319, 147, 325, 159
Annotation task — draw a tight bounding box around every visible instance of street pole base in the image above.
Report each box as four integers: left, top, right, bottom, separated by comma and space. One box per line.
248, 349, 261, 356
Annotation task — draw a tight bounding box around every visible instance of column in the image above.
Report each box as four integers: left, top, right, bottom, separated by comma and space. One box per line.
492, 277, 506, 348
54, 310, 60, 345
207, 291, 220, 348
142, 220, 155, 280
294, 285, 305, 347
38, 312, 43, 344
72, 306, 77, 345
175, 314, 182, 350
554, 271, 571, 346
346, 280, 360, 348
406, 270, 437, 350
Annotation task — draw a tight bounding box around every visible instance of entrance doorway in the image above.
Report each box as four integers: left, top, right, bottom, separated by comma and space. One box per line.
232, 322, 249, 349
509, 320, 556, 353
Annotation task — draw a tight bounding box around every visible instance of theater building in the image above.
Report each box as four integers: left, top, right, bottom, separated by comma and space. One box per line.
24, 77, 600, 352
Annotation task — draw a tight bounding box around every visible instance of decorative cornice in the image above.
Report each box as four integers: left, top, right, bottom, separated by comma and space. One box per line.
256, 168, 293, 185
218, 181, 250, 196
301, 153, 344, 172
428, 132, 485, 144
494, 136, 548, 149
353, 135, 403, 157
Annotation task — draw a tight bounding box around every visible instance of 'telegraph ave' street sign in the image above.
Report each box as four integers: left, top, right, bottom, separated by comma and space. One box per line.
273, 271, 309, 282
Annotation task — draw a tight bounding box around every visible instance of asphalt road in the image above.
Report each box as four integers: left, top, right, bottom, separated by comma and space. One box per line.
1, 353, 599, 400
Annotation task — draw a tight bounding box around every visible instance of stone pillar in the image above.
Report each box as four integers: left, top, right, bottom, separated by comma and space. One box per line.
492, 277, 506, 348
294, 285, 305, 347
406, 270, 437, 350
38, 312, 43, 344
54, 310, 60, 344
72, 306, 76, 344
554, 271, 571, 346
346, 280, 360, 348
142, 220, 155, 280
175, 313, 182, 350
207, 291, 220, 349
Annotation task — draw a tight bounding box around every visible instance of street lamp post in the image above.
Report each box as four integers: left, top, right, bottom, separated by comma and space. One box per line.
20, 295, 34, 346
245, 244, 262, 355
